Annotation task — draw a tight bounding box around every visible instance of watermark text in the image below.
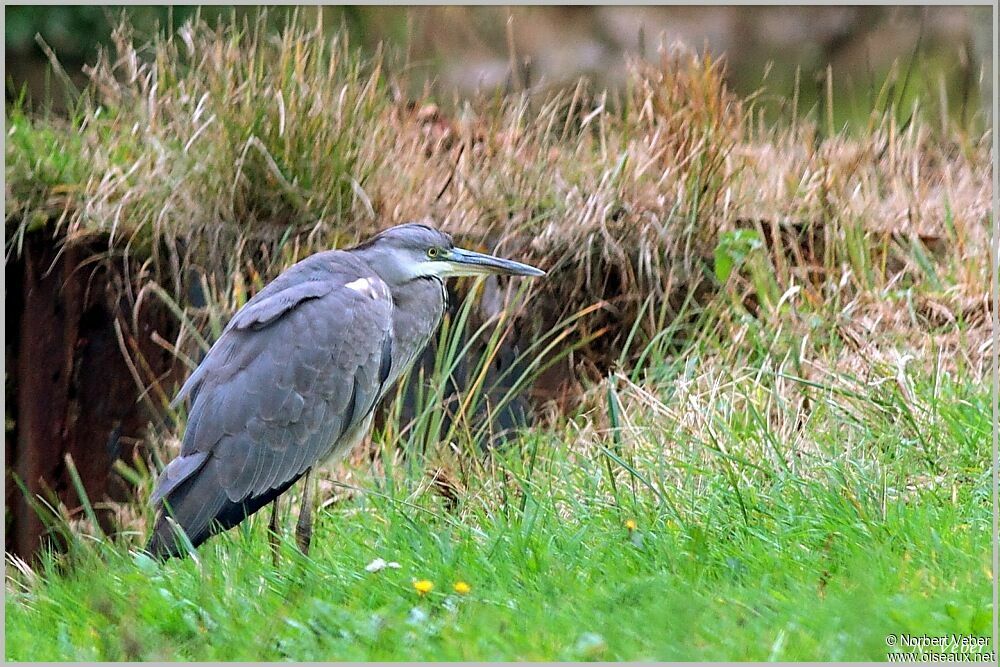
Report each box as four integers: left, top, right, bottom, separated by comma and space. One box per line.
885, 634, 993, 662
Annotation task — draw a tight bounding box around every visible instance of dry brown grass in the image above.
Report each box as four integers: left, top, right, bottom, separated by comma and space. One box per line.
5, 14, 992, 400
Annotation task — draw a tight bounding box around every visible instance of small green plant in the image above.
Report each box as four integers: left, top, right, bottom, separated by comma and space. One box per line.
713, 228, 763, 283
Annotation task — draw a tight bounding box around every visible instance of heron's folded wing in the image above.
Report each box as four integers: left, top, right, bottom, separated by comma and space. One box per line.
152, 254, 395, 511
170, 252, 344, 409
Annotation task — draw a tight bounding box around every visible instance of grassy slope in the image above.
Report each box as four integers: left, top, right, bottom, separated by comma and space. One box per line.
5, 356, 992, 660
4, 15, 993, 662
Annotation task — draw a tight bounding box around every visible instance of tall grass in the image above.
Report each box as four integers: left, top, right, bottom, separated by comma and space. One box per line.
6, 308, 991, 659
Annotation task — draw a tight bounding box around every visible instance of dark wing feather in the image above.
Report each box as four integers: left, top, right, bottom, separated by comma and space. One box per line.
147, 252, 393, 558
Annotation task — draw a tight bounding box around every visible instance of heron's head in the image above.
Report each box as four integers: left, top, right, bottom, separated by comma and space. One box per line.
355, 222, 545, 285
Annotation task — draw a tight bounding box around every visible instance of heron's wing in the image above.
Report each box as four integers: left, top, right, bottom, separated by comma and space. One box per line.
151, 257, 394, 528
171, 256, 344, 408
208, 278, 392, 500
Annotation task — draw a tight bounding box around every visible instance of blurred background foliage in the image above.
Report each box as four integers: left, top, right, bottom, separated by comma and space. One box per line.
5, 5, 993, 131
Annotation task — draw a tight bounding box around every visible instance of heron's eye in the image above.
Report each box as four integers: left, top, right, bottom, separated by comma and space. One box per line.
427, 247, 440, 259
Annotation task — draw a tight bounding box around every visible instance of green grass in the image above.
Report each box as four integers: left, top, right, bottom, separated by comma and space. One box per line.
6, 352, 992, 661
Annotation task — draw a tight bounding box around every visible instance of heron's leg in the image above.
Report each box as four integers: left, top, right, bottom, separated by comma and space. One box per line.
268, 497, 281, 565
295, 469, 313, 555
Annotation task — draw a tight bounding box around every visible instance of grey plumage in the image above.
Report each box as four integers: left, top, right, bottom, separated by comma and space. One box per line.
147, 223, 543, 558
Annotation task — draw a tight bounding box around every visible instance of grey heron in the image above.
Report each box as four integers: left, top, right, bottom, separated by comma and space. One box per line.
146, 222, 544, 559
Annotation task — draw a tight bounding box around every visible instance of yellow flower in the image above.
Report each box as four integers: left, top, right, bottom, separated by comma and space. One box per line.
453, 581, 471, 595
624, 519, 637, 531
413, 579, 435, 595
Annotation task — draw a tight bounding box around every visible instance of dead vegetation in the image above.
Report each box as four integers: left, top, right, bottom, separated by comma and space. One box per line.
7, 14, 990, 352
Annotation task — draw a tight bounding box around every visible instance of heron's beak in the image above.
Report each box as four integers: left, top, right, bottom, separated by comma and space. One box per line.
445, 247, 546, 277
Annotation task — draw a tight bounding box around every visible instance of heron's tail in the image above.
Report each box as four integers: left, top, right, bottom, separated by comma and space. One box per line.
145, 469, 228, 560
145, 460, 302, 560
146, 515, 192, 560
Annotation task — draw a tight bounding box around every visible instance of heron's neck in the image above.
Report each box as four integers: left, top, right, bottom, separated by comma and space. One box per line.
384, 277, 447, 387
